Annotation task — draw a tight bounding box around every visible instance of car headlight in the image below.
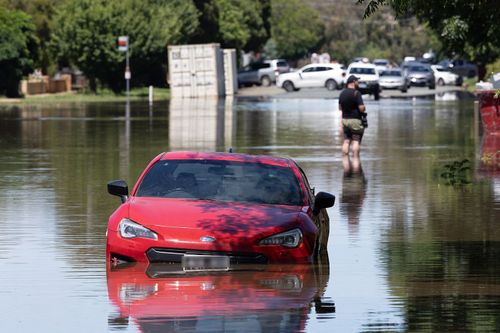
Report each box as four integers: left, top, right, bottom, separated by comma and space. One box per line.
259, 228, 302, 248
119, 218, 158, 240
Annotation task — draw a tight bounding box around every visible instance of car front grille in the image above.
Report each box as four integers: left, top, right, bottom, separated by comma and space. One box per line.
146, 248, 268, 265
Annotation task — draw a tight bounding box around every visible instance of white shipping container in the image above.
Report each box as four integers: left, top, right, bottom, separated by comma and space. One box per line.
168, 43, 225, 97
223, 49, 238, 95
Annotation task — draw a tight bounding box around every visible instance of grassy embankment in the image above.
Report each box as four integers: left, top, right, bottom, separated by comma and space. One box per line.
0, 87, 170, 104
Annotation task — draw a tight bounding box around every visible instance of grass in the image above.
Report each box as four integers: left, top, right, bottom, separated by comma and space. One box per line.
463, 77, 477, 93
0, 87, 170, 104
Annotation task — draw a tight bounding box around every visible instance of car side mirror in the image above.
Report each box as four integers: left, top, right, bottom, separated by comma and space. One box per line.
313, 192, 335, 215
108, 180, 129, 203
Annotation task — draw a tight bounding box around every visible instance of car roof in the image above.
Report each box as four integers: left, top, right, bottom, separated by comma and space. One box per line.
348, 62, 376, 68
160, 151, 292, 167
303, 63, 339, 69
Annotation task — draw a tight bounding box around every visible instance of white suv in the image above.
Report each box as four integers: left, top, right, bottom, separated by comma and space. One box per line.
276, 63, 345, 92
345, 62, 381, 100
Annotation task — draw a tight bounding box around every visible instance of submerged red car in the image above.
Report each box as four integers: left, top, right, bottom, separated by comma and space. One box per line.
107, 151, 335, 268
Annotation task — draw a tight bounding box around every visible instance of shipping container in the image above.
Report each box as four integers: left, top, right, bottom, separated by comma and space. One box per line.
168, 44, 226, 98
223, 49, 238, 95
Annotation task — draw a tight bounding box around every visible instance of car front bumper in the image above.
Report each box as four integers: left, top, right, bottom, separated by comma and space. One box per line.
357, 81, 380, 94
107, 230, 315, 265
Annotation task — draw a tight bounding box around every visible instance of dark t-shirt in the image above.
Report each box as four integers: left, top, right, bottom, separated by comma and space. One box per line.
339, 88, 364, 119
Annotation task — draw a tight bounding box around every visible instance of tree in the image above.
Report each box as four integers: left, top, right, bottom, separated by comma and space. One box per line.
0, 7, 38, 97
0, 0, 63, 75
51, 0, 199, 92
190, 0, 270, 52
270, 0, 324, 60
357, 0, 500, 79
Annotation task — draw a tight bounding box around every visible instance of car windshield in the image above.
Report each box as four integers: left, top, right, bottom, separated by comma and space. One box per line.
409, 66, 430, 72
435, 67, 450, 72
380, 70, 402, 77
350, 67, 376, 75
136, 160, 303, 206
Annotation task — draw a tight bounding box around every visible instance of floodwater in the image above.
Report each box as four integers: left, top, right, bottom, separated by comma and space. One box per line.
0, 92, 499, 333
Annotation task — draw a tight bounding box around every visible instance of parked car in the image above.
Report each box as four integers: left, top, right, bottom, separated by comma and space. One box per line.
238, 62, 276, 87
276, 63, 345, 92
431, 65, 463, 86
402, 62, 435, 89
345, 62, 381, 100
373, 59, 390, 73
437, 59, 477, 78
379, 69, 409, 92
107, 151, 335, 266
264, 59, 291, 76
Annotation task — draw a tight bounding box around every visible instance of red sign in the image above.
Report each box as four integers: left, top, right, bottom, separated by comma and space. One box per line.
118, 36, 128, 52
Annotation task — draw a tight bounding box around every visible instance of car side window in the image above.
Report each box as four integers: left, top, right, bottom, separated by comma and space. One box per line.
303, 67, 317, 73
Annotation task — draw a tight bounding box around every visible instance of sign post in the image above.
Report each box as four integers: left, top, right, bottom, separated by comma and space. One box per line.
118, 36, 130, 100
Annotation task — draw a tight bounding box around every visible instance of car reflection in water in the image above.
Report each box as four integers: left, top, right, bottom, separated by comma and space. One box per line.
107, 262, 335, 332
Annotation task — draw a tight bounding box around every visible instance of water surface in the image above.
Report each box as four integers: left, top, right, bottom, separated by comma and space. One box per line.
0, 94, 499, 332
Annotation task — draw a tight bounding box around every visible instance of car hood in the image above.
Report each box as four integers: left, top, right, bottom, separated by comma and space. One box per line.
408, 72, 430, 78
354, 74, 378, 82
127, 197, 304, 241
379, 76, 403, 82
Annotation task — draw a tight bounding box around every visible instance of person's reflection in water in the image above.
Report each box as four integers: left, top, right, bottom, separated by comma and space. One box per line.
340, 155, 367, 235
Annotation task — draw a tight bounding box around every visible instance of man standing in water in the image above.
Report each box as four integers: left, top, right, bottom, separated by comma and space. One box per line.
339, 75, 366, 157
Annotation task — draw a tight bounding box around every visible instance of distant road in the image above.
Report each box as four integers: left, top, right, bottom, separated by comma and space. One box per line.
236, 85, 470, 99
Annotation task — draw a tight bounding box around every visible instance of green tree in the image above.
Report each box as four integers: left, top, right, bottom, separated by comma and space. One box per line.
190, 0, 269, 52
270, 0, 324, 59
0, 7, 38, 97
51, 0, 199, 92
0, 0, 63, 74
358, 0, 500, 79
313, 1, 440, 65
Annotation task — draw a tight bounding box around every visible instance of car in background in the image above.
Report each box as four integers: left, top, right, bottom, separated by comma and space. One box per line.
107, 151, 335, 266
345, 62, 381, 100
265, 59, 290, 76
402, 62, 435, 89
238, 62, 276, 87
437, 59, 477, 78
379, 68, 408, 92
431, 65, 463, 86
276, 63, 345, 92
373, 59, 390, 73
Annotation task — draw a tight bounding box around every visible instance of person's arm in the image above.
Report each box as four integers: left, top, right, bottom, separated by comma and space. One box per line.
356, 91, 366, 113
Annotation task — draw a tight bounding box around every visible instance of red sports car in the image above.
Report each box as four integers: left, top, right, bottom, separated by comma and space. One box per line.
107, 151, 335, 268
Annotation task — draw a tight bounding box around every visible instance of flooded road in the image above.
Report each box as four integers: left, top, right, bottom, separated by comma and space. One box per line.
0, 93, 499, 332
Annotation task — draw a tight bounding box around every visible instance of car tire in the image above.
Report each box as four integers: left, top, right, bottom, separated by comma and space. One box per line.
374, 90, 380, 100
283, 80, 295, 92
400, 88, 407, 93
429, 84, 435, 90
260, 75, 272, 87
325, 79, 337, 91
437, 78, 445, 86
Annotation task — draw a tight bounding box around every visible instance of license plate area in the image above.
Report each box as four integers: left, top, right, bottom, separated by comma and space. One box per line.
182, 255, 230, 272
359, 82, 367, 88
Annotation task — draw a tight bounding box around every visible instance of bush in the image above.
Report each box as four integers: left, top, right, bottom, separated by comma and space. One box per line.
486, 58, 500, 80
